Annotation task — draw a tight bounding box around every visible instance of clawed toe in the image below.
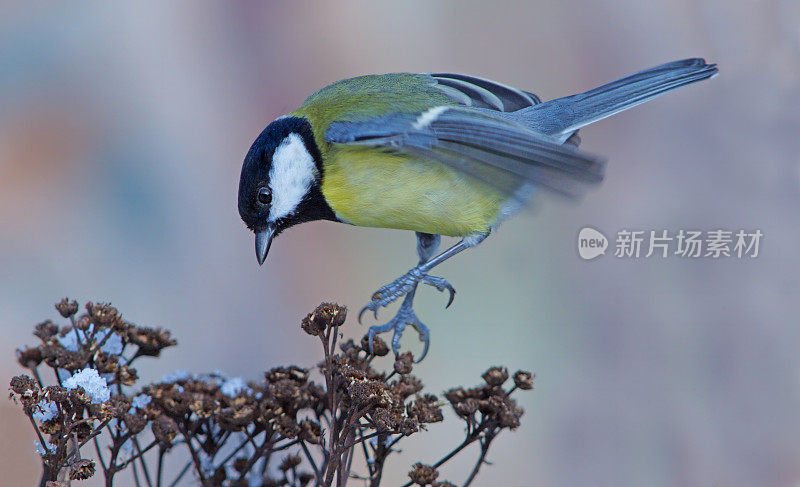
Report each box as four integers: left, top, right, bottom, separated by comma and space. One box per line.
358, 302, 380, 324
365, 307, 430, 361
420, 275, 456, 308
359, 267, 454, 361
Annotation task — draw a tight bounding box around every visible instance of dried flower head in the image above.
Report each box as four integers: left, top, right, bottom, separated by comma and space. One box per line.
55, 298, 79, 318
409, 463, 439, 485
513, 370, 535, 390
361, 334, 390, 356
10, 375, 38, 395
299, 419, 322, 444
279, 454, 302, 471
68, 459, 96, 480
482, 366, 509, 386
453, 397, 479, 418
34, 320, 59, 341
394, 352, 414, 375
116, 365, 138, 386
43, 385, 68, 403
16, 347, 43, 369
390, 375, 424, 399
301, 302, 346, 336
127, 327, 176, 356
152, 416, 178, 447
72, 314, 92, 331
85, 302, 121, 328
265, 365, 308, 384
408, 394, 443, 424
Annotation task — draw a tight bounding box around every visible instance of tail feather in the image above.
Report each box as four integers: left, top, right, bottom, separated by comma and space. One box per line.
516, 58, 718, 142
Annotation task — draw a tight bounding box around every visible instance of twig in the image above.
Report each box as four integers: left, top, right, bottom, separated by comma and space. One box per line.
93, 436, 108, 474
168, 461, 192, 487
463, 437, 493, 487
115, 439, 159, 471
156, 448, 165, 487
300, 440, 322, 484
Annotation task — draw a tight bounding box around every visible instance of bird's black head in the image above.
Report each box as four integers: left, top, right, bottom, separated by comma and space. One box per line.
238, 116, 337, 264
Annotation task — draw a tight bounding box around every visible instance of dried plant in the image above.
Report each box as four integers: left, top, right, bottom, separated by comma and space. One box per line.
10, 299, 533, 486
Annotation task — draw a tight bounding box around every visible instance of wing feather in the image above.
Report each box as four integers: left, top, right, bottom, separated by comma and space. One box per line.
430, 73, 541, 111
325, 106, 604, 201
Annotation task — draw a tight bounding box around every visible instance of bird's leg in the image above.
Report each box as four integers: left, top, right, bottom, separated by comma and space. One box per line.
361, 232, 488, 360
360, 233, 448, 321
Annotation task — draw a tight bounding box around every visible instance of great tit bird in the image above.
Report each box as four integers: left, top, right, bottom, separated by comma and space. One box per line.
238, 58, 717, 360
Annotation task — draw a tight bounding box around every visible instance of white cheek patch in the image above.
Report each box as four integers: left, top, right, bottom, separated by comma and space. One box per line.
268, 133, 318, 221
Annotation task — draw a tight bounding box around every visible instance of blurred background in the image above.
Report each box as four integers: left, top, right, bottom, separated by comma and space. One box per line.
1, 2, 798, 486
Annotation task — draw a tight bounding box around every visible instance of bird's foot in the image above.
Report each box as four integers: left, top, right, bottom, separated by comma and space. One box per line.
366, 303, 431, 361
358, 268, 455, 322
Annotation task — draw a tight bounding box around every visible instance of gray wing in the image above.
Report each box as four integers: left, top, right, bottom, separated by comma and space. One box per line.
429, 73, 582, 148
429, 73, 541, 111
325, 106, 604, 201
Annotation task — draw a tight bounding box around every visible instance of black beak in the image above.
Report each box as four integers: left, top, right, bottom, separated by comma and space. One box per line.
255, 224, 276, 266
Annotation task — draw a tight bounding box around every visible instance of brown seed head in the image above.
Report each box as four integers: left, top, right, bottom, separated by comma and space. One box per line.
100, 395, 131, 419
265, 366, 308, 384
301, 302, 346, 335
408, 394, 443, 423
390, 375, 424, 399
409, 463, 439, 485
74, 421, 93, 442
10, 375, 38, 395
453, 398, 479, 418
34, 320, 59, 341
275, 414, 301, 438
16, 347, 43, 368
478, 396, 505, 415
399, 417, 419, 435
279, 454, 302, 471
482, 366, 509, 387
42, 345, 89, 371
39, 418, 62, 435
69, 458, 96, 480
127, 327, 176, 356
394, 352, 414, 375
443, 387, 467, 404
513, 370, 535, 390
347, 377, 388, 407
43, 385, 68, 403
299, 419, 322, 444
94, 352, 120, 374
361, 335, 390, 356
117, 365, 138, 386
69, 386, 91, 405
85, 302, 120, 328
55, 298, 79, 318
72, 315, 91, 331
123, 411, 148, 434
152, 416, 178, 447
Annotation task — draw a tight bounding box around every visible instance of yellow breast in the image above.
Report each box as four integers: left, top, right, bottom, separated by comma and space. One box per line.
321, 146, 507, 237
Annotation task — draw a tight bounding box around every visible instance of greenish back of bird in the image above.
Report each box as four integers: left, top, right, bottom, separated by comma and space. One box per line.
291, 73, 456, 147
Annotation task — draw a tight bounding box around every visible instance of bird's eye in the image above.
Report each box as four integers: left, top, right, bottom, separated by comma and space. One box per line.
257, 187, 272, 206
